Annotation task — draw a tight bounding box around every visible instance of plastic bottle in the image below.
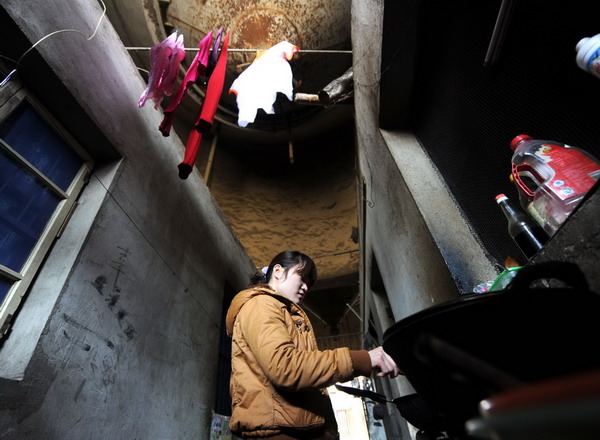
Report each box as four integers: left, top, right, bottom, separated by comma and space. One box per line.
576, 34, 600, 79
495, 194, 549, 259
510, 135, 600, 235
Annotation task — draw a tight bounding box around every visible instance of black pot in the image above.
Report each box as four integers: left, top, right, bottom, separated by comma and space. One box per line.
382, 261, 600, 435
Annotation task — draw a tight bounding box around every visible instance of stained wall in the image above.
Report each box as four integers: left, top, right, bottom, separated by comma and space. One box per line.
351, 1, 496, 435
351, 1, 600, 438
0, 1, 253, 438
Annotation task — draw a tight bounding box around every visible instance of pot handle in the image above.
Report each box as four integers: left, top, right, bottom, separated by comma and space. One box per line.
334, 384, 389, 404
508, 261, 590, 292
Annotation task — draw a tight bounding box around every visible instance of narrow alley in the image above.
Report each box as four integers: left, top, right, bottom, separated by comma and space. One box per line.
0, 1, 599, 439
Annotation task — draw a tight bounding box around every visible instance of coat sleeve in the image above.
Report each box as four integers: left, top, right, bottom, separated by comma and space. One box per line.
237, 295, 363, 391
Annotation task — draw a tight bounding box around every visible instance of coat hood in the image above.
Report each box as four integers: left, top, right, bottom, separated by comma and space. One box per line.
226, 285, 292, 336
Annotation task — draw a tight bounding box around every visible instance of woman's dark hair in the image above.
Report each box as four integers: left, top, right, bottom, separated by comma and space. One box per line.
250, 250, 317, 288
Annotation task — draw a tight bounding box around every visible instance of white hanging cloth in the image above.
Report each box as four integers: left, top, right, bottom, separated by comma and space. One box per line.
229, 41, 299, 127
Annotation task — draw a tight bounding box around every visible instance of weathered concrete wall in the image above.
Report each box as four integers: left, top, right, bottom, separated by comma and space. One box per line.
350, 2, 496, 437
0, 0, 254, 438
351, 2, 599, 438
352, 0, 599, 321
351, 0, 462, 322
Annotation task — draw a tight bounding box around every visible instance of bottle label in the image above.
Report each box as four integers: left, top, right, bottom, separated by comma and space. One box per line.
587, 48, 600, 75
535, 144, 600, 200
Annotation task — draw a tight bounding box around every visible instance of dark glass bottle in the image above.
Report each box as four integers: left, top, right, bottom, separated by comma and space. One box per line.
495, 194, 550, 259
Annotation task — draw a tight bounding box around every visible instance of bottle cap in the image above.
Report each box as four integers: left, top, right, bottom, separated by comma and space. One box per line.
495, 194, 508, 203
576, 37, 590, 52
575, 34, 600, 74
510, 134, 532, 151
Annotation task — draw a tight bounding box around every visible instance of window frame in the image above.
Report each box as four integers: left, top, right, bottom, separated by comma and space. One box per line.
0, 83, 94, 336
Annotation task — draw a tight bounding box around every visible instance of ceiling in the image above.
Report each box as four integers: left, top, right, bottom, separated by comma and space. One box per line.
104, 0, 360, 333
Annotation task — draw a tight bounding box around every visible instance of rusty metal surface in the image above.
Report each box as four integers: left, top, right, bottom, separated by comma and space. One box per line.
165, 0, 350, 49
105, 0, 353, 140
165, 0, 351, 92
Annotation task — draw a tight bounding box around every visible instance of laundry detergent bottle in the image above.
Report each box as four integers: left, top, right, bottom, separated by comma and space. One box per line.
510, 135, 600, 235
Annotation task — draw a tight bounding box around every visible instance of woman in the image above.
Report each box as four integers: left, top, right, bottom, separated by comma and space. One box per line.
225, 250, 400, 439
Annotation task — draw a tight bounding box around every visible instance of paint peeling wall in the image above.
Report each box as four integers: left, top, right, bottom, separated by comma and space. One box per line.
166, 0, 350, 56
164, 0, 352, 110
0, 1, 254, 438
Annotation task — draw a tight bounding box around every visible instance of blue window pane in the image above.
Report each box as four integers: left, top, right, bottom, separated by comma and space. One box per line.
0, 148, 62, 272
0, 104, 82, 191
0, 277, 13, 305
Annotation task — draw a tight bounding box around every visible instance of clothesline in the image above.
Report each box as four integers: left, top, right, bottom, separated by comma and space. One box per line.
1, 0, 108, 87
125, 47, 352, 54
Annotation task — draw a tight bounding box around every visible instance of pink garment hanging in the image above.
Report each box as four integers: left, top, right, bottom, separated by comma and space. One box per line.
159, 31, 213, 136
138, 32, 185, 109
178, 129, 202, 180
194, 31, 230, 133
206, 27, 223, 79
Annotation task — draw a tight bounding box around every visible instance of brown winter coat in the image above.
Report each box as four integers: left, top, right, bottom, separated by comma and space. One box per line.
225, 286, 371, 438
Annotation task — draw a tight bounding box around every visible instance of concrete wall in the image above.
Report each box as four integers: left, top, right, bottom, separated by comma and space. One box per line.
352, 0, 600, 335
351, 1, 497, 436
0, 1, 254, 438
351, 1, 600, 438
351, 0, 495, 329
349, 3, 493, 439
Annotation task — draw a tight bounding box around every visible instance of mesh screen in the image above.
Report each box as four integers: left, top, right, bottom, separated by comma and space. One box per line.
409, 0, 600, 265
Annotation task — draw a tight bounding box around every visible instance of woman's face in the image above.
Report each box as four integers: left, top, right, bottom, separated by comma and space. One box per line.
272, 264, 309, 304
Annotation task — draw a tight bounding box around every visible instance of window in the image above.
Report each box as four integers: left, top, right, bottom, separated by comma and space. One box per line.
0, 84, 93, 336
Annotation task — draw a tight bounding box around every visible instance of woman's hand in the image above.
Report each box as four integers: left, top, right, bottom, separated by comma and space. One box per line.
368, 346, 402, 378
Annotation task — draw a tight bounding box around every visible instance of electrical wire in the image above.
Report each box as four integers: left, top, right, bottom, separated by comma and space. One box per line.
0, 0, 107, 87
